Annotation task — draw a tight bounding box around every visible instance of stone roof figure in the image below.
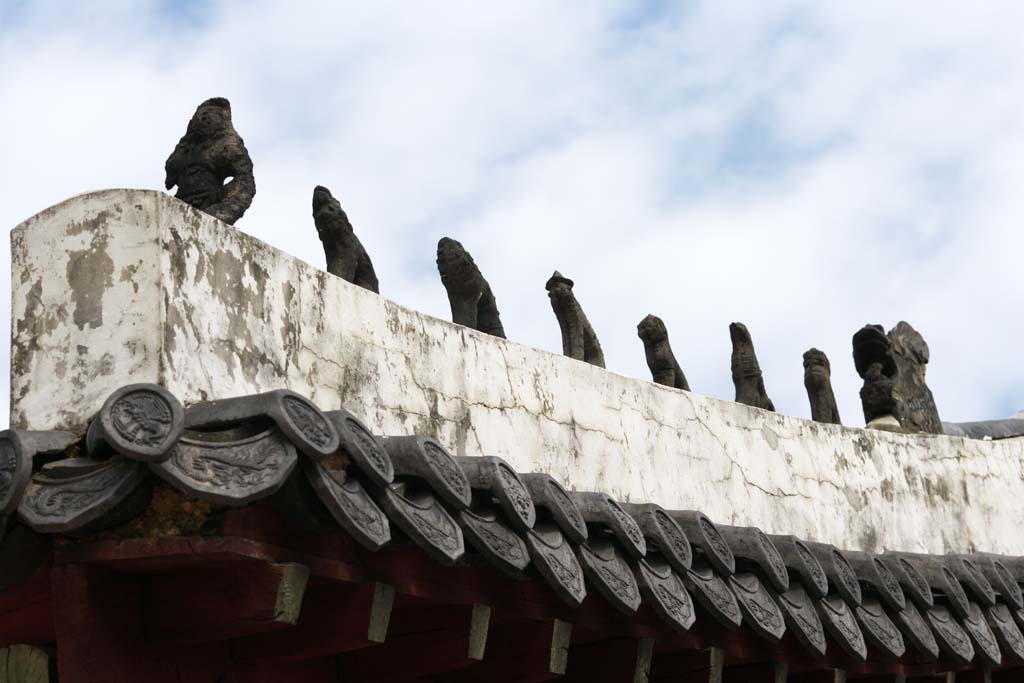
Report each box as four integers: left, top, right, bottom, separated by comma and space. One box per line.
729, 322, 775, 411
637, 314, 689, 390
436, 237, 506, 339
312, 186, 379, 293
888, 321, 942, 434
164, 97, 255, 225
853, 322, 941, 433
546, 272, 605, 368
803, 348, 841, 425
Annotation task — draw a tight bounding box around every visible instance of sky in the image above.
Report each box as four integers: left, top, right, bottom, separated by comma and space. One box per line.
1, 1, 1022, 428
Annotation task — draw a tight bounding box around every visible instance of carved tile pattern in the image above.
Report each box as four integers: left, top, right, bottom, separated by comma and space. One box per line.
779, 592, 827, 653
895, 602, 938, 658
756, 531, 787, 584
699, 517, 732, 566
964, 603, 1000, 662
282, 396, 333, 448
733, 576, 783, 633
463, 513, 528, 566
652, 574, 694, 627
963, 559, 994, 601
496, 464, 533, 526
857, 603, 904, 655
989, 604, 1024, 657
422, 441, 471, 501
942, 566, 970, 613
899, 558, 931, 601
110, 390, 174, 447
548, 481, 585, 533
23, 463, 126, 518
318, 467, 389, 544
655, 509, 691, 565
345, 417, 390, 477
172, 432, 289, 489
832, 550, 859, 599
536, 537, 585, 598
689, 569, 742, 622
407, 499, 462, 554
608, 501, 644, 548
584, 546, 640, 607
821, 597, 866, 656
795, 542, 827, 592
875, 558, 902, 601
927, 607, 972, 654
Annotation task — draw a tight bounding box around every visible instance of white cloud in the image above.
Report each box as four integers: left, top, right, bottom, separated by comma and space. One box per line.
1, 1, 1022, 429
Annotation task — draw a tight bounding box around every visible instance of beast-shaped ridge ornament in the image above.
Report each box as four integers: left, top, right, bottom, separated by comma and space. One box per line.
546, 271, 604, 368
637, 314, 689, 390
853, 322, 941, 433
164, 97, 255, 225
729, 322, 774, 411
435, 237, 505, 338
312, 185, 379, 293
803, 348, 841, 425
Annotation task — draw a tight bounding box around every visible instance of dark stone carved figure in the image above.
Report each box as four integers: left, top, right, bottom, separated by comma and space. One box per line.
311, 186, 379, 293
637, 314, 688, 390
436, 237, 505, 338
852, 322, 941, 433
802, 348, 841, 425
164, 97, 255, 225
729, 323, 774, 411
853, 324, 898, 427
887, 321, 942, 434
546, 272, 604, 368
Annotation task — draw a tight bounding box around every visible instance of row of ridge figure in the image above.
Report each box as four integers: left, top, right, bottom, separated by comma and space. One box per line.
164, 97, 1015, 439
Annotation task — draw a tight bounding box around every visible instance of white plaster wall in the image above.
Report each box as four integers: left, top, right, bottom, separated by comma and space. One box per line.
10, 190, 1024, 555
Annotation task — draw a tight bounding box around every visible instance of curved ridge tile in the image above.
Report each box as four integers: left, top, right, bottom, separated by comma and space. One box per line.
323, 409, 394, 488
301, 457, 391, 551
855, 598, 905, 659
86, 384, 184, 463
152, 427, 297, 506
376, 482, 464, 566
816, 595, 867, 661
19, 457, 148, 534
519, 473, 587, 544
380, 436, 471, 510
805, 542, 862, 607
718, 525, 788, 592
889, 600, 939, 662
986, 603, 1024, 664
846, 551, 906, 611
456, 505, 530, 578
769, 535, 828, 599
926, 604, 975, 666
0, 430, 76, 516
568, 492, 646, 560
962, 601, 1002, 666
668, 511, 735, 576
894, 554, 970, 619
777, 584, 827, 657
185, 389, 338, 461
973, 555, 1023, 610
525, 524, 587, 608
454, 456, 535, 533
635, 556, 696, 632
682, 558, 742, 630
577, 538, 642, 614
948, 555, 997, 607
621, 503, 692, 574
884, 552, 935, 610
728, 572, 786, 642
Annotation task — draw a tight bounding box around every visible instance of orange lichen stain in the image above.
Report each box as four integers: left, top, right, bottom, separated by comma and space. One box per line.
103, 484, 217, 539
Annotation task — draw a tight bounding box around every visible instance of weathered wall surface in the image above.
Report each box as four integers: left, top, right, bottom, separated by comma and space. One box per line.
11, 190, 1024, 555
